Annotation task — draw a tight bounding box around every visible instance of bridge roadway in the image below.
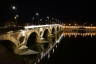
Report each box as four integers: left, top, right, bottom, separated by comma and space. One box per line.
0, 24, 64, 55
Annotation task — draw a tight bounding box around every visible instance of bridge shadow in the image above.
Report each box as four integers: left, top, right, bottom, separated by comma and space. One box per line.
26, 32, 42, 52
0, 40, 26, 64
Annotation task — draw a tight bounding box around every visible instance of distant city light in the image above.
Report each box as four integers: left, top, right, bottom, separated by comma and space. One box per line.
16, 14, 19, 17
40, 19, 42, 21
53, 49, 54, 53
12, 6, 16, 10
14, 16, 16, 19
74, 24, 77, 26
32, 17, 35, 20
56, 45, 57, 48
69, 24, 71, 26
36, 12, 39, 16
47, 16, 49, 19
14, 14, 19, 19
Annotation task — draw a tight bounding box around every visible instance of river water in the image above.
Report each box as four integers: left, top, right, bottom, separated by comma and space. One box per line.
47, 35, 96, 64
0, 33, 96, 64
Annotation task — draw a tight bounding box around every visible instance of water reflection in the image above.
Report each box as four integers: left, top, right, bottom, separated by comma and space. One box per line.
63, 32, 96, 38
46, 32, 96, 64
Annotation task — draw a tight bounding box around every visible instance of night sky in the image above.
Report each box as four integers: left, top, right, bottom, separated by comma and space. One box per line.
0, 0, 96, 24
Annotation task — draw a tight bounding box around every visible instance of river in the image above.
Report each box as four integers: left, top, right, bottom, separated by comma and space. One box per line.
47, 35, 96, 64
0, 33, 96, 64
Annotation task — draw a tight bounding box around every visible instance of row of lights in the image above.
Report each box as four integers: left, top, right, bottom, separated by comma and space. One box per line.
63, 24, 93, 26
11, 5, 62, 25
11, 5, 63, 25
63, 33, 96, 37
11, 3, 19, 23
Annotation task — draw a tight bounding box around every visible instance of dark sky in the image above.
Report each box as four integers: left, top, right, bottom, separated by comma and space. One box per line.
0, 0, 96, 24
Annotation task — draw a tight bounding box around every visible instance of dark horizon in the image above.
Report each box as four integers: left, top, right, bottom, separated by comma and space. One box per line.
0, 0, 96, 24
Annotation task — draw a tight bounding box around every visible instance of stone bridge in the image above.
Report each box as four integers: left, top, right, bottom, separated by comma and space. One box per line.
0, 24, 64, 55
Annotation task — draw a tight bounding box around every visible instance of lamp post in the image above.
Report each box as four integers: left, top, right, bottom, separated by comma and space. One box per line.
47, 16, 50, 24
12, 5, 19, 26
12, 6, 16, 10
10, 0, 19, 26
35, 10, 39, 25
40, 19, 42, 25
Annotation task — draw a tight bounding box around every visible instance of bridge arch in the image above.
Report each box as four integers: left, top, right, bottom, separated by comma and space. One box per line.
51, 28, 56, 43
51, 27, 55, 35
26, 32, 42, 52
57, 27, 59, 31
27, 32, 38, 46
43, 29, 50, 39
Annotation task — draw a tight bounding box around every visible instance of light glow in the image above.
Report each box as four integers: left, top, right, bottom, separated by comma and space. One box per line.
12, 6, 16, 10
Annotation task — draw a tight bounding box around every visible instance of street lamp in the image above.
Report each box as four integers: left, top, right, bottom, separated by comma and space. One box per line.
14, 14, 19, 20
69, 24, 71, 26
13, 14, 19, 26
35, 12, 39, 25
12, 6, 16, 10
10, 0, 20, 26
40, 19, 42, 25
47, 16, 49, 19
35, 12, 39, 16
74, 24, 77, 26
46, 16, 50, 24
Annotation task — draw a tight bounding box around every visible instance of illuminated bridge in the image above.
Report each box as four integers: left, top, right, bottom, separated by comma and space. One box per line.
0, 25, 96, 55
0, 24, 64, 55
0, 24, 96, 64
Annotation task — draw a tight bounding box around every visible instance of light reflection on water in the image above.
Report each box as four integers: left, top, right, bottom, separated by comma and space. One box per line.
63, 32, 96, 38
1, 31, 96, 64
46, 32, 96, 64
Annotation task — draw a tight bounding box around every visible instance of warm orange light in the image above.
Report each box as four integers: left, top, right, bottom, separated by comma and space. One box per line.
74, 24, 78, 26
69, 24, 71, 26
